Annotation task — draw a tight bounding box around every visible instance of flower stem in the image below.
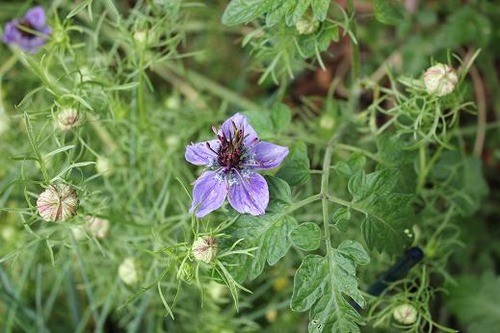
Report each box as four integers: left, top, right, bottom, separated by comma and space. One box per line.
0, 53, 19, 77
137, 48, 146, 127
286, 193, 322, 214
336, 143, 382, 163
321, 148, 334, 253
417, 144, 426, 193
347, 0, 361, 114
321, 133, 342, 256
347, 0, 361, 85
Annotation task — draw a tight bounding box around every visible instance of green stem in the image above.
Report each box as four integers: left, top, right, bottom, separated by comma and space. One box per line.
346, 0, 361, 86
0, 53, 19, 77
321, 138, 337, 257
417, 144, 427, 193
318, 117, 351, 254
137, 48, 146, 127
24, 113, 50, 183
325, 194, 352, 208
336, 143, 382, 163
286, 193, 322, 214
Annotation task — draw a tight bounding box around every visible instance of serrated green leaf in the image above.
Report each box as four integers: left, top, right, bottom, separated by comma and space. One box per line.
337, 240, 371, 265
434, 7, 491, 49
348, 169, 414, 254
291, 241, 370, 332
297, 21, 339, 58
266, 1, 294, 27
241, 110, 273, 137
266, 175, 292, 204
332, 207, 351, 232
285, 0, 310, 26
430, 152, 488, 216
311, 0, 330, 21
335, 153, 366, 178
225, 213, 298, 281
271, 103, 292, 131
373, 0, 405, 25
447, 273, 500, 333
376, 133, 417, 192
222, 0, 277, 26
349, 169, 398, 202
276, 141, 310, 186
377, 134, 414, 166
290, 222, 321, 251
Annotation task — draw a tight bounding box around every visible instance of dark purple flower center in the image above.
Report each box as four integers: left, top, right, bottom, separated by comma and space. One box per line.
17, 19, 37, 38
208, 122, 247, 171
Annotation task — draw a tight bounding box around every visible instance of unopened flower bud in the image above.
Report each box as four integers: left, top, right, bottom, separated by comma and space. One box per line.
192, 236, 218, 263
393, 303, 418, 325
1, 226, 16, 241
133, 30, 148, 45
51, 26, 66, 44
57, 108, 81, 131
319, 115, 335, 130
165, 135, 180, 149
266, 309, 278, 322
165, 95, 180, 110
118, 257, 141, 285
423, 63, 458, 97
296, 17, 320, 35
37, 184, 79, 222
70, 225, 87, 241
96, 156, 112, 177
85, 216, 110, 238
206, 281, 227, 301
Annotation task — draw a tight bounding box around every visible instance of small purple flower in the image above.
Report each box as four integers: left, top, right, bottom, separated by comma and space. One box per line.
186, 113, 289, 218
2, 6, 51, 53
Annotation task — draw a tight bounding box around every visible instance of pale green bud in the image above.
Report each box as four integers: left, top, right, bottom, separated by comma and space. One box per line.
393, 303, 418, 325
423, 64, 458, 97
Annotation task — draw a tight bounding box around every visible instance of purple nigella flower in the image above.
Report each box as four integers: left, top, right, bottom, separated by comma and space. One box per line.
2, 6, 51, 53
186, 113, 289, 218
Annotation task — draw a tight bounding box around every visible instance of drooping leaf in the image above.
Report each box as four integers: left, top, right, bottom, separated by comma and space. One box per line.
373, 0, 405, 25
242, 110, 274, 137
266, 175, 292, 205
334, 152, 366, 178
222, 0, 278, 26
332, 207, 351, 232
376, 133, 415, 166
224, 213, 298, 281
376, 133, 417, 193
285, 0, 310, 26
290, 222, 321, 251
276, 141, 310, 186
266, 1, 295, 27
291, 240, 370, 333
225, 0, 332, 27
297, 21, 339, 58
311, 0, 330, 22
348, 169, 414, 254
271, 103, 292, 131
430, 152, 488, 216
434, 7, 492, 49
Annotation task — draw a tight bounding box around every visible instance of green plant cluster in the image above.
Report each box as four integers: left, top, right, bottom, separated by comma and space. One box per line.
0, 1, 499, 333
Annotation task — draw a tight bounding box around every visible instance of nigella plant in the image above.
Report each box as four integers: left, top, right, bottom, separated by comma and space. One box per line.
185, 113, 289, 218
2, 6, 51, 53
